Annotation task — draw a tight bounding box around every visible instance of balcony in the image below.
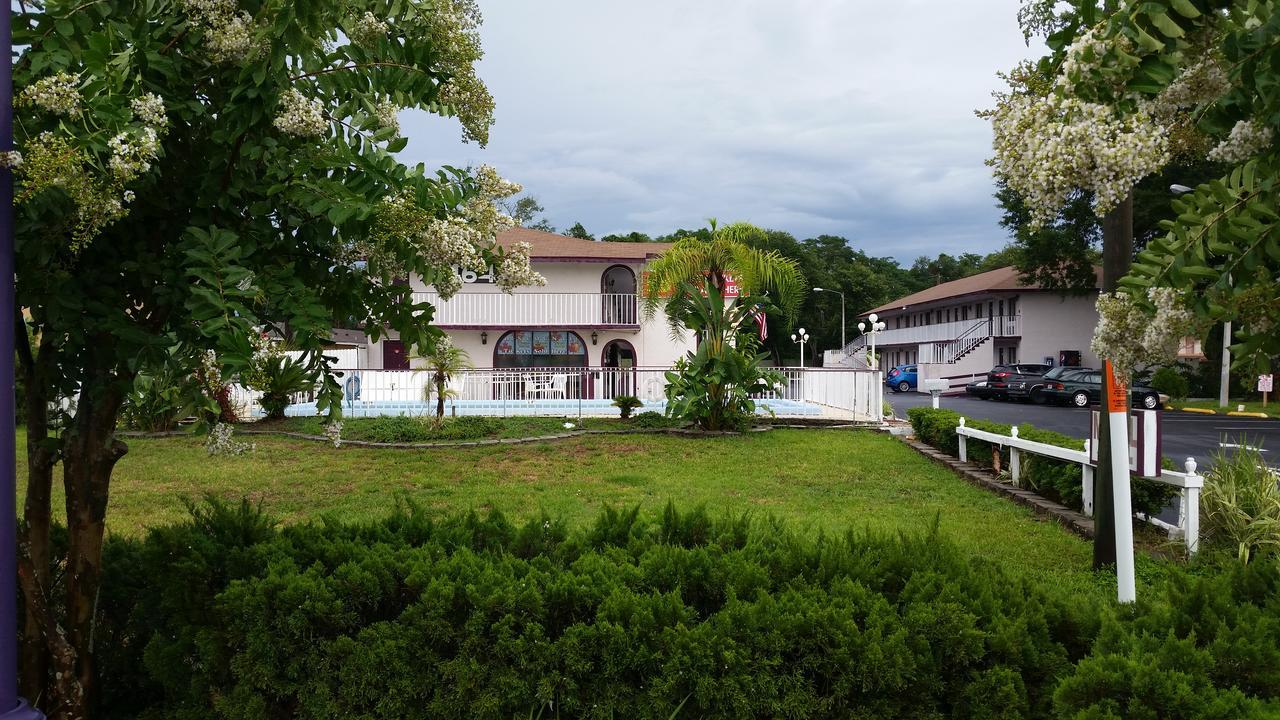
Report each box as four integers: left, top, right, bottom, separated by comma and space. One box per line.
867, 315, 1021, 347
413, 291, 639, 328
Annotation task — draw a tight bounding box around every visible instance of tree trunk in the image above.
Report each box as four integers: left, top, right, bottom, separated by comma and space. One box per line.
17, 327, 55, 705
1094, 191, 1134, 570
56, 373, 129, 718
435, 372, 445, 420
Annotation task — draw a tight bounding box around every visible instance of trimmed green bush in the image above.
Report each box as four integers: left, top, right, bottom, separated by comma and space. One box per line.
906, 407, 1178, 517
1151, 366, 1191, 401
30, 500, 1280, 718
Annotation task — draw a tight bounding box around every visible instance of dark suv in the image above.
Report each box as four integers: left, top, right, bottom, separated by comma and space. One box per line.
987, 363, 1053, 400
1008, 366, 1092, 403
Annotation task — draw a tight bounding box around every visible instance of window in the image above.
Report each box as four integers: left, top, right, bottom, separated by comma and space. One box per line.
998, 347, 1005, 365
998, 300, 1005, 317
494, 330, 588, 369
1009, 346, 1017, 363
976, 304, 983, 318
896, 317, 902, 329
946, 308, 951, 322
1009, 297, 1018, 316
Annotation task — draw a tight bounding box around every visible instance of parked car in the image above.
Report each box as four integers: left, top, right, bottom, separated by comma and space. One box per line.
885, 364, 918, 393
986, 363, 1053, 400
965, 380, 995, 399
1008, 366, 1093, 403
1039, 369, 1167, 409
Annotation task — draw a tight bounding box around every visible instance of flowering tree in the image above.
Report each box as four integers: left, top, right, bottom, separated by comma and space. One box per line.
6, 0, 538, 714
990, 0, 1280, 373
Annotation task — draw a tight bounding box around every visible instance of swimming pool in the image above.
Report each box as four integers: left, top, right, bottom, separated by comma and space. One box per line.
258, 397, 824, 418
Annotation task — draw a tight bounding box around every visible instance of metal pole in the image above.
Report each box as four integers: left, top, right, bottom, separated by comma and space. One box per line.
1219, 320, 1231, 409
2, 5, 41, 716
839, 292, 845, 352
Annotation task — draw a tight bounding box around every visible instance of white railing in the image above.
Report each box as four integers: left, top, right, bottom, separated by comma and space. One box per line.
413, 291, 639, 326
954, 417, 1203, 554
847, 315, 1021, 350
227, 367, 882, 420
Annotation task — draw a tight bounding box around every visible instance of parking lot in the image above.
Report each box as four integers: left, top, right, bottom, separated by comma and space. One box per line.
888, 391, 1280, 468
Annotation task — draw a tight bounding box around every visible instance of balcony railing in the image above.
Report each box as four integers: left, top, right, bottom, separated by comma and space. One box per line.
858, 315, 1021, 348
413, 291, 638, 327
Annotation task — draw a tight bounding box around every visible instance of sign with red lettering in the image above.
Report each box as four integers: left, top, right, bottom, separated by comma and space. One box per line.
1105, 361, 1128, 414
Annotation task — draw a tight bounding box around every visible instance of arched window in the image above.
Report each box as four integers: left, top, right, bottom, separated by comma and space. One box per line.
493, 330, 589, 369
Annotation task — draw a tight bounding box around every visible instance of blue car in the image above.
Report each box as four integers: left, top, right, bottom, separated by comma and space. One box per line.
886, 364, 918, 393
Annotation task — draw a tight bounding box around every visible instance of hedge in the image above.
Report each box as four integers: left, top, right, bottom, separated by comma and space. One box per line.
906, 407, 1179, 518
30, 501, 1280, 719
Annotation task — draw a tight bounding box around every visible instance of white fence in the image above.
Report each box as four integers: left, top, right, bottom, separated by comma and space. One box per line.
955, 417, 1203, 554
413, 291, 639, 326
229, 367, 883, 421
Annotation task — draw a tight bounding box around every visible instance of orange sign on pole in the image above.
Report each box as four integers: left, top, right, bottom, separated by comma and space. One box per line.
1105, 360, 1127, 413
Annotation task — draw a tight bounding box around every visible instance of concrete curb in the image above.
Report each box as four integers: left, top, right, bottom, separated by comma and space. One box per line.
899, 438, 1095, 539
1175, 407, 1216, 415
1227, 411, 1270, 418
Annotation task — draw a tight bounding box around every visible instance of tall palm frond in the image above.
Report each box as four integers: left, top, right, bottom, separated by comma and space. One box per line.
640, 221, 806, 335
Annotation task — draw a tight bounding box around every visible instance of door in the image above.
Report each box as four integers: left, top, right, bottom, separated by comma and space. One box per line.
382, 340, 409, 370
601, 266, 637, 324
601, 340, 637, 399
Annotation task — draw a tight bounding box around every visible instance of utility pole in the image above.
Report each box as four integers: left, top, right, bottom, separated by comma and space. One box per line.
1093, 191, 1134, 572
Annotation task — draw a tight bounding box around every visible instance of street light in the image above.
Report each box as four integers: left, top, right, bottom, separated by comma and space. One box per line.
790, 327, 811, 368
812, 287, 846, 352
856, 313, 887, 371
1171, 183, 1231, 408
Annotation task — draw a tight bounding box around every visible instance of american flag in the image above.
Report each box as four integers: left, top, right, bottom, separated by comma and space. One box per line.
753, 310, 768, 342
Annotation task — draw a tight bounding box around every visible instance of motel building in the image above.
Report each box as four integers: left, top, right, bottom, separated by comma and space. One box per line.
288, 227, 879, 419
845, 266, 1105, 392
322, 228, 698, 409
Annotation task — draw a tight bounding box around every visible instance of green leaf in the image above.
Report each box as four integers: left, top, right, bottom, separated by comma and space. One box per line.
1169, 0, 1201, 18
1147, 11, 1185, 38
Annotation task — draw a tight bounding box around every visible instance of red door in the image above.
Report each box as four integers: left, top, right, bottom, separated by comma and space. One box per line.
383, 340, 409, 370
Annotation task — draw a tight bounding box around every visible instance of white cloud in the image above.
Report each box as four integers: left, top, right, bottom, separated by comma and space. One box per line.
401, 0, 1044, 260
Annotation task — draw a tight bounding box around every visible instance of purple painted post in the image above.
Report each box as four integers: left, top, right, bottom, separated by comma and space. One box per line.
2, 5, 45, 718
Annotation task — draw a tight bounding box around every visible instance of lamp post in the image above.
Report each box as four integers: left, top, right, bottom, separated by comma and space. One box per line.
790, 328, 810, 368
812, 287, 846, 352
1172, 184, 1231, 409
857, 314, 887, 372
2, 5, 42, 718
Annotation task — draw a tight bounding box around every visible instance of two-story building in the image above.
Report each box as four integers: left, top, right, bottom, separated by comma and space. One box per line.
843, 266, 1103, 391
342, 227, 695, 381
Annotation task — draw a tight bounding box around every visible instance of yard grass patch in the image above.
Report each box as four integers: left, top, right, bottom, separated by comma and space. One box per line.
1174, 398, 1275, 418
18, 429, 1098, 589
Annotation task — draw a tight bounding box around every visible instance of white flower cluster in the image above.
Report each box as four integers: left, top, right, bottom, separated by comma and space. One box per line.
130, 93, 168, 128
423, 0, 494, 144
990, 94, 1169, 226
20, 72, 81, 117
206, 422, 255, 456
1057, 26, 1110, 95
324, 421, 343, 448
374, 99, 400, 135
0, 151, 21, 170
1152, 54, 1230, 119
180, 0, 262, 64
107, 127, 160, 181
274, 89, 328, 138
200, 349, 223, 396
351, 12, 389, 47
1207, 119, 1274, 164
495, 241, 545, 292
1091, 287, 1197, 383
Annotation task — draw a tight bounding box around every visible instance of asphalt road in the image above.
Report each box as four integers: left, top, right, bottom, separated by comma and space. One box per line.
887, 391, 1280, 469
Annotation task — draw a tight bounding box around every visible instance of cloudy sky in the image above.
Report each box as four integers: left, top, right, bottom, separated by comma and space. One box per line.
402, 1, 1044, 262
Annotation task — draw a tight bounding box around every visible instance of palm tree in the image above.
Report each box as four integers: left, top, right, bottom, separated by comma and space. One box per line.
642, 221, 805, 430
417, 337, 472, 421
640, 221, 806, 335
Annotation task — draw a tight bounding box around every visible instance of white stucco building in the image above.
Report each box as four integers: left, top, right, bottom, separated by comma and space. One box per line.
844, 266, 1103, 391
338, 228, 695, 386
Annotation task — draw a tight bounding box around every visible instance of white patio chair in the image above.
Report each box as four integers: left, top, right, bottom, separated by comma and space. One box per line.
547, 374, 568, 399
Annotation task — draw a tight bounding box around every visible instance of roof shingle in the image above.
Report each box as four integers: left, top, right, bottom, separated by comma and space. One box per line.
497, 227, 672, 261
862, 265, 1101, 316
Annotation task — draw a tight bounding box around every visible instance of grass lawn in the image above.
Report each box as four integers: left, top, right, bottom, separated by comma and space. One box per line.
259, 414, 681, 442
1173, 398, 1275, 417
18, 428, 1101, 590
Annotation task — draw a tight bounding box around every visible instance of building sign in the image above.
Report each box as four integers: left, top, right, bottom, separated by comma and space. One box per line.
1090, 409, 1162, 478
454, 265, 496, 284
641, 271, 740, 298
1259, 374, 1274, 393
